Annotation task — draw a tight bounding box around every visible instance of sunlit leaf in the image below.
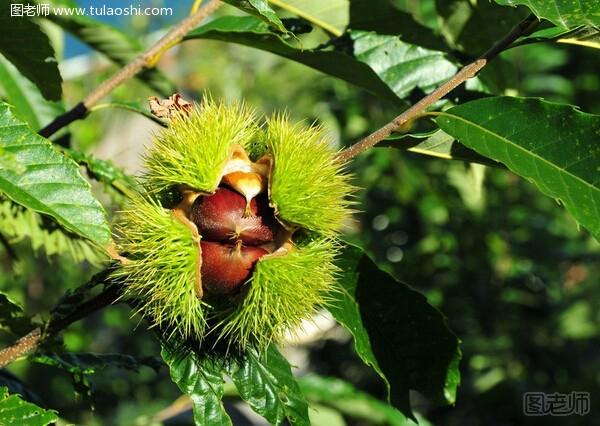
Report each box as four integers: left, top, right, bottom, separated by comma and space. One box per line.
225, 0, 288, 33
351, 31, 458, 98
0, 103, 111, 246
494, 0, 600, 28
299, 374, 406, 425
184, 15, 400, 103
268, 0, 348, 36
0, 56, 64, 131
0, 387, 57, 426
435, 96, 600, 240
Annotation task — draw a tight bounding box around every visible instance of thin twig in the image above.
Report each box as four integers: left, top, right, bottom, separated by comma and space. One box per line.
0, 270, 120, 368
0, 329, 41, 368
38, 0, 222, 139
336, 14, 540, 163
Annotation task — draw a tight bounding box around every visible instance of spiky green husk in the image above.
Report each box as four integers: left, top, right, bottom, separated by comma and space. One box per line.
144, 98, 258, 194
262, 114, 354, 236
116, 100, 355, 350
113, 194, 207, 338
215, 237, 339, 349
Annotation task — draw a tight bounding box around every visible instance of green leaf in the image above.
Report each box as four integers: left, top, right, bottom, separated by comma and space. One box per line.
513, 26, 600, 51
494, 0, 600, 28
224, 0, 288, 33
184, 15, 401, 103
434, 96, 600, 240
383, 128, 502, 167
328, 245, 461, 418
0, 148, 21, 174
0, 102, 111, 246
299, 374, 406, 425
31, 352, 162, 375
0, 200, 104, 265
308, 403, 346, 426
186, 15, 465, 102
38, 0, 175, 96
351, 30, 458, 98
161, 344, 232, 426
0, 56, 64, 131
0, 387, 57, 426
555, 25, 600, 50
349, 0, 449, 51
268, 0, 349, 36
437, 0, 530, 54
227, 345, 310, 426
0, 1, 62, 101
0, 292, 34, 335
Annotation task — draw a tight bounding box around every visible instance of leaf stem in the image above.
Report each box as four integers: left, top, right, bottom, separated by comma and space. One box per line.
90, 103, 168, 127
38, 0, 222, 139
0, 269, 120, 368
336, 13, 540, 163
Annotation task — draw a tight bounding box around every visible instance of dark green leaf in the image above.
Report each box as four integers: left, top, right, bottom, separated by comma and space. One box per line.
0, 102, 111, 246
47, 268, 113, 331
38, 0, 175, 96
328, 245, 461, 418
0, 56, 64, 131
224, 0, 288, 33
516, 25, 600, 50
31, 352, 162, 375
554, 25, 600, 50
383, 128, 502, 167
0, 372, 41, 407
437, 0, 530, 54
349, 0, 449, 51
161, 344, 232, 426
299, 374, 406, 425
184, 16, 398, 101
184, 15, 401, 103
0, 387, 57, 426
434, 96, 600, 240
227, 345, 310, 426
0, 1, 62, 101
0, 292, 34, 335
494, 0, 600, 28
186, 15, 468, 102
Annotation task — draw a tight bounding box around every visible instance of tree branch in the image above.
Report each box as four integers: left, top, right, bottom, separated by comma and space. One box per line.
336, 13, 540, 163
0, 269, 120, 368
38, 0, 222, 139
